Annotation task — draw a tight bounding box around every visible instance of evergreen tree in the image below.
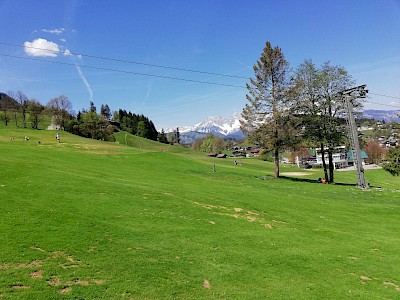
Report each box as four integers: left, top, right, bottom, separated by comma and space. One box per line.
89, 101, 96, 113
77, 111, 82, 122
175, 127, 180, 144
241, 41, 296, 178
100, 104, 111, 120
158, 129, 168, 144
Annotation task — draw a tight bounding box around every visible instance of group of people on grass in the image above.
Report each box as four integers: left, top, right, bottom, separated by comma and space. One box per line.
9, 133, 60, 143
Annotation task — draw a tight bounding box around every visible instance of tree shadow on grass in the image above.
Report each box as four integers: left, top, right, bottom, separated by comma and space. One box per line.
278, 176, 357, 187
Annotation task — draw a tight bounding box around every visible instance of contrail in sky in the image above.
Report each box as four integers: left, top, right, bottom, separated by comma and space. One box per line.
75, 64, 93, 101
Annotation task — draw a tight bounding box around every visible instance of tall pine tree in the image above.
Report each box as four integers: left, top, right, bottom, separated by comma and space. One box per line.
241, 41, 295, 178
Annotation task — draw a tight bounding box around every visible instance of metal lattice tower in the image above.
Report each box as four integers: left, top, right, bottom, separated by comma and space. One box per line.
338, 85, 368, 189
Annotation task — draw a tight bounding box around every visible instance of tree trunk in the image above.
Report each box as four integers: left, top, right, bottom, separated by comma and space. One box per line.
274, 147, 280, 178
22, 111, 26, 128
320, 142, 329, 181
328, 148, 334, 183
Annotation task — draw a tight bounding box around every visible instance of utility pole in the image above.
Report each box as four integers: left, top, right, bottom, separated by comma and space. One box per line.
337, 85, 368, 189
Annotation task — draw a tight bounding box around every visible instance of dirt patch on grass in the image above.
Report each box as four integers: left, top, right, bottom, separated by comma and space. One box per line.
90, 151, 121, 155
87, 246, 96, 253
193, 201, 286, 229
30, 246, 46, 253
203, 279, 211, 289
48, 278, 62, 286
58, 287, 72, 294
7, 247, 105, 295
66, 256, 78, 262
280, 172, 311, 176
383, 281, 400, 292
272, 219, 288, 224
61, 264, 79, 269
20, 261, 42, 268
11, 284, 30, 289
246, 216, 257, 222
194, 202, 229, 211
348, 256, 359, 260
30, 270, 43, 279
360, 275, 372, 281
75, 280, 90, 286
93, 279, 105, 285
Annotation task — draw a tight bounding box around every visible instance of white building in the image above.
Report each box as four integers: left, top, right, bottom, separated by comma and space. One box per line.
315, 146, 348, 169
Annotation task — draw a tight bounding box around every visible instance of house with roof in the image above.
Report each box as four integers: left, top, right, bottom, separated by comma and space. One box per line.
314, 146, 369, 169
315, 146, 348, 169
346, 150, 368, 166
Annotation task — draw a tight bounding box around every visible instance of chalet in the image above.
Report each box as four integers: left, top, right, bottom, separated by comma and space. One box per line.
232, 150, 246, 158
315, 146, 348, 169
250, 149, 260, 157
314, 146, 369, 169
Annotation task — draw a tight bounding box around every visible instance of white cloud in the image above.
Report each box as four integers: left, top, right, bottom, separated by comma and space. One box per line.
41, 28, 65, 35
62, 49, 81, 59
60, 38, 66, 42
63, 49, 72, 56
24, 38, 60, 57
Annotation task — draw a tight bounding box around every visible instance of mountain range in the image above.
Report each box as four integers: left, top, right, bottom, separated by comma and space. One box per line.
362, 110, 400, 123
166, 112, 244, 144
167, 110, 400, 144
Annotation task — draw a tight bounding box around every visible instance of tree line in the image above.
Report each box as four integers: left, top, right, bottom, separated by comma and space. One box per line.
0, 92, 163, 143
0, 92, 44, 129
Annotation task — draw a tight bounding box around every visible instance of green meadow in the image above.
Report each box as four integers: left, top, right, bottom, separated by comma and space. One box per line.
0, 128, 399, 299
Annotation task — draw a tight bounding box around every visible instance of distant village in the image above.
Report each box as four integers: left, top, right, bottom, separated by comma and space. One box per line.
215, 119, 399, 170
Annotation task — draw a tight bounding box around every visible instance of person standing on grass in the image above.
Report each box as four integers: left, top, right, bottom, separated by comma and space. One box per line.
56, 133, 60, 143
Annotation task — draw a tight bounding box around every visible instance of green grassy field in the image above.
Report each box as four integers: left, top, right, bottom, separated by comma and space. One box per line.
0, 128, 399, 299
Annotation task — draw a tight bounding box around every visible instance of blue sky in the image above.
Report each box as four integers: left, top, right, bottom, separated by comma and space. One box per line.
1, 0, 400, 129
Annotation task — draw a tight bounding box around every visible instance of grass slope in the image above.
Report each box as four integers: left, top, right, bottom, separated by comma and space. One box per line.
0, 128, 399, 299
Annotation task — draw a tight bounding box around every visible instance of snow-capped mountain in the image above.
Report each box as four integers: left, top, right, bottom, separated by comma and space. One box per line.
166, 112, 244, 143
166, 109, 399, 144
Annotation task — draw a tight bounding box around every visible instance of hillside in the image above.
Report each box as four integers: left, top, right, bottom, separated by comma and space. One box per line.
113, 131, 187, 153
1, 128, 400, 299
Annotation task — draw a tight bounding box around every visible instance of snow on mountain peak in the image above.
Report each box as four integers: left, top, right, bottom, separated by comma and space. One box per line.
166, 112, 244, 137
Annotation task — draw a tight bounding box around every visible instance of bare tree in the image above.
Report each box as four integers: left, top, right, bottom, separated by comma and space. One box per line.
46, 95, 73, 130
15, 91, 29, 128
